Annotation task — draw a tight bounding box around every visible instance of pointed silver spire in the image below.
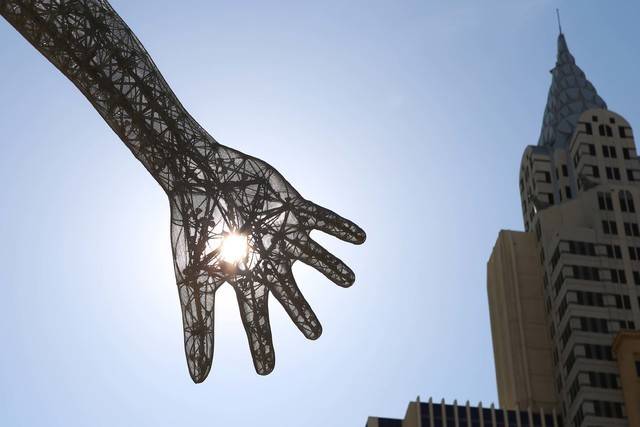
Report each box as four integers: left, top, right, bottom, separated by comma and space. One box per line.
537, 33, 607, 148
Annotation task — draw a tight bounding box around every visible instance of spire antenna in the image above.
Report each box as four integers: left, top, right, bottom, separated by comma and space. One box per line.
556, 9, 563, 34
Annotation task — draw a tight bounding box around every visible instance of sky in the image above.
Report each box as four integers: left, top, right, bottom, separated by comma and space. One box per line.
1, 1, 640, 426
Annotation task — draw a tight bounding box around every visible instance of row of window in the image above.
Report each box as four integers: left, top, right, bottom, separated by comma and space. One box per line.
551, 265, 640, 299
563, 344, 613, 376
573, 400, 625, 427
602, 220, 640, 236
549, 240, 624, 272
580, 162, 639, 181
583, 117, 632, 140
574, 141, 637, 167
558, 291, 632, 319
417, 403, 555, 427
569, 372, 620, 404
550, 240, 640, 273
561, 316, 635, 347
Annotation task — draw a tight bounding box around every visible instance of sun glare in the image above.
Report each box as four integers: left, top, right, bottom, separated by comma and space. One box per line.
220, 233, 248, 263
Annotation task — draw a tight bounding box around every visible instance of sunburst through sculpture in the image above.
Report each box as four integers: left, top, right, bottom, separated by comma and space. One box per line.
1, 0, 366, 382
219, 233, 249, 264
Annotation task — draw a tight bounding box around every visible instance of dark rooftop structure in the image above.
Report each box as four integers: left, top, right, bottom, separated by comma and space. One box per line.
366, 398, 561, 427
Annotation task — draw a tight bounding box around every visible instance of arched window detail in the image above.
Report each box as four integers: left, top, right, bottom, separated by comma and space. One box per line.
619, 190, 636, 213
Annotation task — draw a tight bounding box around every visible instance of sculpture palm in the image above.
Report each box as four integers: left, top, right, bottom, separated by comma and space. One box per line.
1, 0, 366, 383
170, 144, 365, 381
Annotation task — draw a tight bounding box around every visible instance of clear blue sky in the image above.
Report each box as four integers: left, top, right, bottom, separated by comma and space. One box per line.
1, 1, 639, 426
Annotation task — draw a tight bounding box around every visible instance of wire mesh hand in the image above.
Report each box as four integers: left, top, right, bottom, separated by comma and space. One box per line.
1, 0, 365, 382
169, 144, 365, 382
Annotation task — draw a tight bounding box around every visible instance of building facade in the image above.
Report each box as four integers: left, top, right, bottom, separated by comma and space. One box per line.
367, 31, 640, 427
365, 398, 560, 427
489, 32, 640, 427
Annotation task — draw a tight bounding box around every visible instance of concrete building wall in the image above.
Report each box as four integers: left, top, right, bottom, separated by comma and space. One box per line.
488, 230, 558, 411
518, 108, 640, 426
613, 331, 640, 427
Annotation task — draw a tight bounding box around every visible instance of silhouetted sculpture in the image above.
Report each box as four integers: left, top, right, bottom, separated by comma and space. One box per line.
1, 0, 365, 382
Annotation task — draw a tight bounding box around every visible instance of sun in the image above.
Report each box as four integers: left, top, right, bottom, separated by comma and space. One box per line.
219, 233, 248, 263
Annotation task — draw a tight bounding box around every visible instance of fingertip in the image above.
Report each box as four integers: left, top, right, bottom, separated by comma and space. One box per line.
255, 360, 275, 376
353, 227, 366, 245
336, 272, 356, 288
304, 322, 323, 340
189, 366, 211, 384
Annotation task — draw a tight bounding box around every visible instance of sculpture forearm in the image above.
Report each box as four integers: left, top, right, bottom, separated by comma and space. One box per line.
2, 0, 366, 382
1, 0, 217, 190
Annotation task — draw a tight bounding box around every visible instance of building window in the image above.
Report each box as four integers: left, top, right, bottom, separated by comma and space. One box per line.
606, 167, 621, 180
610, 269, 627, 284
572, 265, 600, 281
624, 222, 640, 237
567, 241, 597, 256
585, 122, 593, 135
566, 186, 572, 199
628, 246, 640, 260
602, 220, 618, 235
592, 400, 625, 419
619, 126, 630, 138
562, 164, 569, 176
606, 244, 622, 259
580, 317, 609, 333
588, 372, 620, 389
599, 124, 613, 137
584, 344, 613, 360
620, 190, 636, 212
598, 192, 613, 210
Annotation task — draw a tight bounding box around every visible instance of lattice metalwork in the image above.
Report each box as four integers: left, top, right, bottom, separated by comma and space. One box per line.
1, 0, 365, 383
537, 33, 607, 149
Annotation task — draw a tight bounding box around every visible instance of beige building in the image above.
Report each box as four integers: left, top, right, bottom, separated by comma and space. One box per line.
488, 230, 557, 411
368, 30, 640, 427
489, 32, 640, 427
613, 331, 640, 426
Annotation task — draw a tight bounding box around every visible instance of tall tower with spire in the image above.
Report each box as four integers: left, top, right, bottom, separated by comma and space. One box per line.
364, 26, 640, 427
488, 29, 640, 427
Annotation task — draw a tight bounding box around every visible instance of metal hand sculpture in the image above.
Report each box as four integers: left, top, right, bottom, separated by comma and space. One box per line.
1, 0, 365, 382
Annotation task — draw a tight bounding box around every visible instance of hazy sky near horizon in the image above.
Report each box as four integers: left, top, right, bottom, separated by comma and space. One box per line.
1, 1, 640, 426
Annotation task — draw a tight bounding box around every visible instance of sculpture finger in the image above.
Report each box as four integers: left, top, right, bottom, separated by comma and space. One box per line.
302, 202, 366, 244
295, 239, 356, 287
234, 282, 275, 375
270, 271, 322, 340
176, 275, 218, 383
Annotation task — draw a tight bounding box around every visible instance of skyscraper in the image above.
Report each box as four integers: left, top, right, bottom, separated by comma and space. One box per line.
367, 29, 640, 427
489, 30, 640, 426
